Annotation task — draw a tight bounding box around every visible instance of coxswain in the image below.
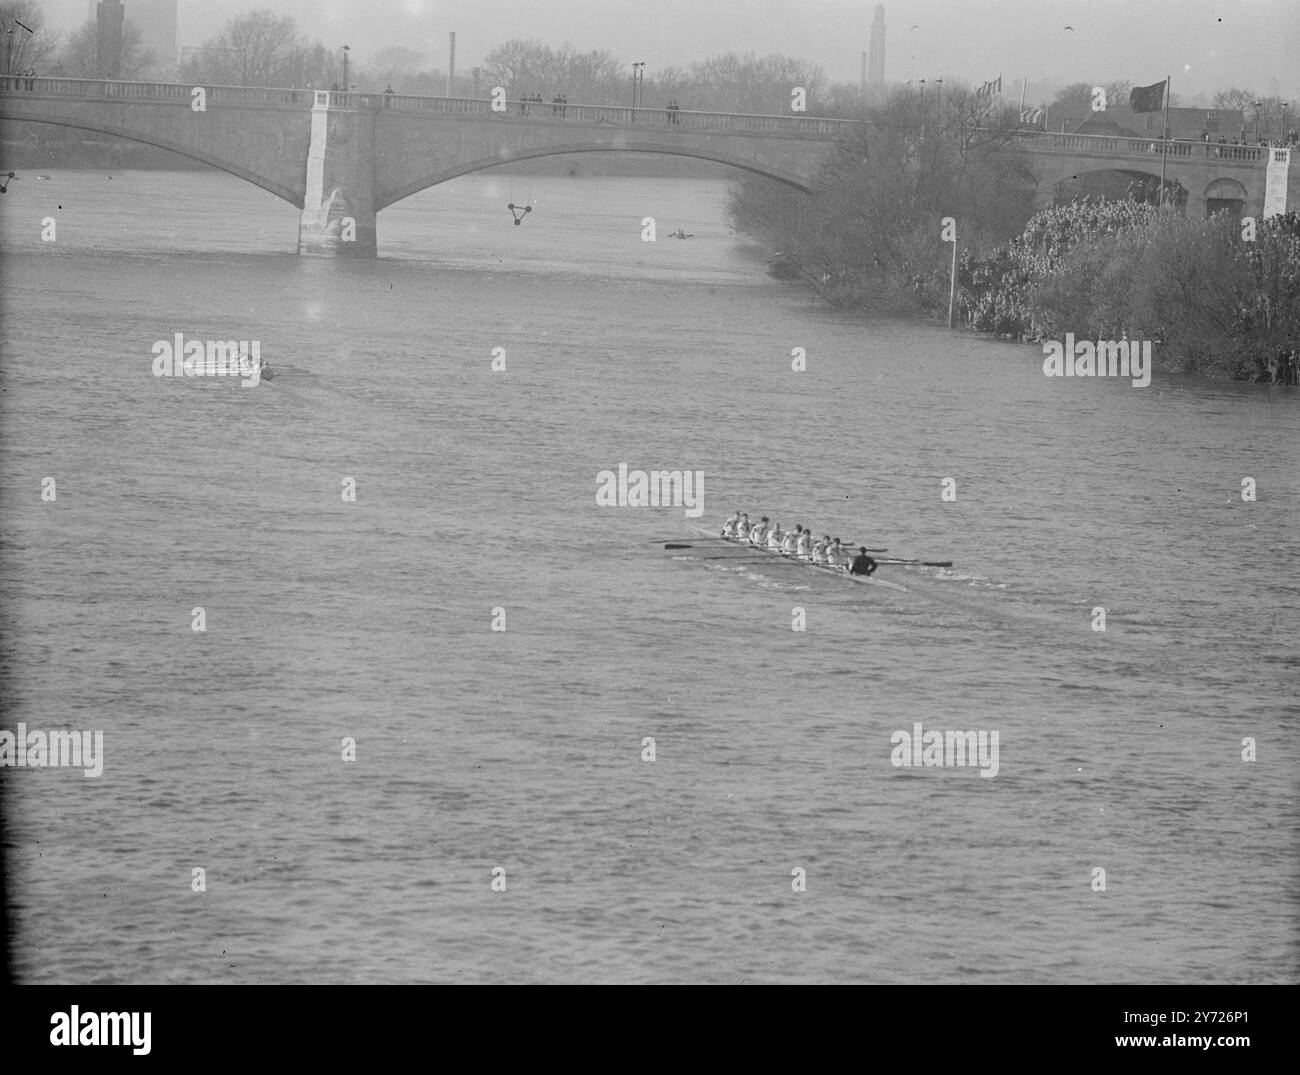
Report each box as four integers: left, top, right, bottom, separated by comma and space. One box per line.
848, 547, 878, 576
749, 516, 770, 545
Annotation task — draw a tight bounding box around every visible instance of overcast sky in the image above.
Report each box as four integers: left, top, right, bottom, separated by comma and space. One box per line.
41, 0, 1300, 104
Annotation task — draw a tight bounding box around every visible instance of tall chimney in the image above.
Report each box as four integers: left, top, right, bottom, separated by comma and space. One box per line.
867, 4, 886, 85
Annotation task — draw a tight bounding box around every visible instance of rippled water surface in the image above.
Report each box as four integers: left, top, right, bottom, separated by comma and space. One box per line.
1, 169, 1297, 983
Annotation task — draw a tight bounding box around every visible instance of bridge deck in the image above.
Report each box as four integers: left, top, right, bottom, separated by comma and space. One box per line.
0, 77, 847, 136
3, 78, 1296, 169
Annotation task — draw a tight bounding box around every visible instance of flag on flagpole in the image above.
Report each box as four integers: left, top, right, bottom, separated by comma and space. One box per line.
977, 75, 1003, 99
1130, 80, 1167, 114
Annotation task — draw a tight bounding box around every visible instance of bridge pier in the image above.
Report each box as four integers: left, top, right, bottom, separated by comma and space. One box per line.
297, 91, 378, 258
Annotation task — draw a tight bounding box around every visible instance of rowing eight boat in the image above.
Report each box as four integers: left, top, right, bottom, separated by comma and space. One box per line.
686, 526, 907, 592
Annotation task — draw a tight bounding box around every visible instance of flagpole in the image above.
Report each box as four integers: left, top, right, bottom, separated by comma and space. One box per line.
1019, 77, 1026, 111
1159, 74, 1170, 207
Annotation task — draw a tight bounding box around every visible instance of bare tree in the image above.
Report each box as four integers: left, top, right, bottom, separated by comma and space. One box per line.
179, 9, 309, 87
1, 0, 58, 75
558, 46, 623, 103
647, 51, 826, 114
59, 20, 156, 80
1213, 85, 1256, 113
481, 38, 544, 98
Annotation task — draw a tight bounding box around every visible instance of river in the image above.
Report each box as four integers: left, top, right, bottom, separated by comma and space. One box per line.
1, 168, 1296, 984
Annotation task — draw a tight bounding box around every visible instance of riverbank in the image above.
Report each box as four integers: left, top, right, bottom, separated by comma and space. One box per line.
739, 200, 1300, 385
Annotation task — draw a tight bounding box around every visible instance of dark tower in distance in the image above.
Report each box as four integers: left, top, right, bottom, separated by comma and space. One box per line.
867, 3, 886, 85
96, 0, 125, 79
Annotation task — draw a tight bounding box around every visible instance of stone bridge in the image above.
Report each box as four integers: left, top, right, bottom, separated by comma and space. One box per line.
0, 77, 1294, 257
1026, 130, 1294, 218
0, 78, 841, 256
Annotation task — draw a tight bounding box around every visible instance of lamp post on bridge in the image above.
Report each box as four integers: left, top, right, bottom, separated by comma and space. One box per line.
341, 44, 350, 92
1281, 102, 1289, 141
1253, 99, 1262, 142
631, 61, 644, 117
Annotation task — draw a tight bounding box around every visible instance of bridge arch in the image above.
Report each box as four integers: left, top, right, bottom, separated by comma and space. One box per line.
1205, 177, 1248, 217
1033, 161, 1166, 195
377, 142, 812, 210
4, 112, 302, 206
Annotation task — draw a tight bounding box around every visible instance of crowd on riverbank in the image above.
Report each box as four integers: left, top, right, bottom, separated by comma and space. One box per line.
952, 202, 1299, 384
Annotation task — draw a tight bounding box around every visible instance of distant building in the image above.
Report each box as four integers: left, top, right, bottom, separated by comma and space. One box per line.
126, 0, 179, 75
867, 4, 886, 86
96, 1, 125, 78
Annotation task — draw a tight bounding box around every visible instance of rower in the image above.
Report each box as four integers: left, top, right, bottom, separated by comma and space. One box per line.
781, 525, 802, 554
826, 538, 847, 566
733, 512, 750, 539
848, 547, 878, 576
811, 535, 831, 563
796, 528, 813, 559
749, 516, 770, 545
766, 522, 785, 549
721, 511, 742, 537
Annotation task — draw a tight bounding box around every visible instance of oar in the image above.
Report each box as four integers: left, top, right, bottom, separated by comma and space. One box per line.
875, 558, 953, 568
663, 541, 754, 549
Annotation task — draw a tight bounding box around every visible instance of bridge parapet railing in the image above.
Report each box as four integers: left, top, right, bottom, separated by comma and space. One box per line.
1028, 130, 1273, 163
0, 76, 323, 107
0, 76, 854, 134
363, 93, 850, 134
